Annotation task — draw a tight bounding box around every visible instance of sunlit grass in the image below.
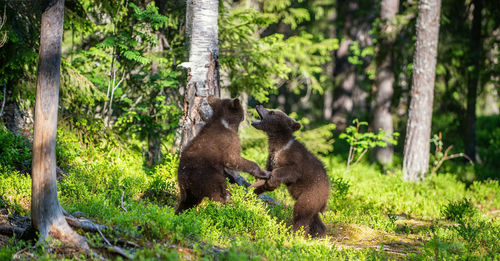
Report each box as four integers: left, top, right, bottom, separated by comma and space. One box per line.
0, 124, 499, 260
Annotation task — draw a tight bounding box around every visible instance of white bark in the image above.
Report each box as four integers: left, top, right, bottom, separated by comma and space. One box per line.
402, 0, 441, 181
179, 0, 220, 149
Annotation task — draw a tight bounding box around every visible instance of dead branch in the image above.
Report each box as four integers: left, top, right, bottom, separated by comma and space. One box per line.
120, 190, 128, 212
116, 239, 141, 249
0, 225, 25, 236
0, 6, 6, 48
106, 245, 133, 259
65, 216, 109, 233
56, 165, 69, 180
97, 227, 133, 259
0, 82, 6, 117
352, 149, 368, 167
432, 145, 475, 174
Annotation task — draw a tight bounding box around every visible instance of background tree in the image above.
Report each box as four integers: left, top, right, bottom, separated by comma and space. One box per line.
402, 0, 442, 181
372, 0, 399, 165
31, 0, 88, 249
179, 0, 220, 149
463, 0, 482, 162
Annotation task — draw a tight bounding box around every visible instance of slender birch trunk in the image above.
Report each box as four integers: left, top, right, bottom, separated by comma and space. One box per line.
402, 0, 442, 181
179, 0, 220, 149
32, 0, 88, 248
372, 0, 399, 165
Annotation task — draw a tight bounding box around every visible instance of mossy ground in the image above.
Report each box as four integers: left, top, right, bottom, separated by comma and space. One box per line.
0, 124, 499, 260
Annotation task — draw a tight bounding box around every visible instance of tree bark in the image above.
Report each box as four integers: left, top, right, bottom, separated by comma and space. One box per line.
31, 0, 89, 249
332, 38, 355, 129
464, 0, 482, 162
147, 31, 164, 167
402, 0, 442, 181
372, 0, 399, 165
331, 1, 372, 130
179, 0, 220, 149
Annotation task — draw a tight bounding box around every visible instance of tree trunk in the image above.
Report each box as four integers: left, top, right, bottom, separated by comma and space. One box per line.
402, 0, 442, 181
464, 0, 482, 162
31, 0, 88, 249
331, 1, 372, 130
179, 0, 220, 149
331, 38, 355, 130
372, 0, 399, 165
147, 32, 164, 167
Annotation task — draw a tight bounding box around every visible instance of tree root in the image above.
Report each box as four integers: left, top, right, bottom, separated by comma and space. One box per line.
0, 225, 25, 236
0, 211, 134, 260
65, 216, 109, 233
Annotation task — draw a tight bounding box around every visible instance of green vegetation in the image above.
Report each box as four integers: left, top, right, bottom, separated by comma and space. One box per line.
1, 121, 498, 260
0, 0, 499, 259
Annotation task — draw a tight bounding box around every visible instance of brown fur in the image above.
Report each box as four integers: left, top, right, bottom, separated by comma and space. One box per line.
176, 97, 270, 214
250, 105, 330, 237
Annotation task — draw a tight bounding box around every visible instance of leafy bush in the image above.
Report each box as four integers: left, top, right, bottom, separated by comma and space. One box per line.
441, 198, 476, 222
0, 124, 31, 172
144, 153, 179, 205
340, 119, 398, 172
330, 177, 350, 198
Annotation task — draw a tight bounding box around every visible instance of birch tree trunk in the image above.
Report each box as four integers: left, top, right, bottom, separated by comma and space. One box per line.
464, 0, 482, 162
31, 0, 88, 248
402, 0, 442, 181
372, 0, 399, 165
179, 0, 220, 149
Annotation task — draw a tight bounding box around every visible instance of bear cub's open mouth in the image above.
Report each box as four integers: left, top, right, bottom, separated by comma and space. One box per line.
252, 105, 265, 127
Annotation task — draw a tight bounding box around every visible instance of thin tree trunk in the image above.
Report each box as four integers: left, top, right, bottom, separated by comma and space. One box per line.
323, 9, 336, 122
402, 0, 442, 181
332, 38, 355, 129
464, 0, 482, 162
179, 0, 220, 149
331, 0, 376, 129
372, 0, 399, 165
31, 0, 88, 249
147, 32, 163, 167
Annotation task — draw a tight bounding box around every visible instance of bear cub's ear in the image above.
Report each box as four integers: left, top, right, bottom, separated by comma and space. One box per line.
291, 121, 301, 131
231, 98, 241, 109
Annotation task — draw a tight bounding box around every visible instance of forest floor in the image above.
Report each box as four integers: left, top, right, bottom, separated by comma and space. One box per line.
328, 221, 425, 258
0, 124, 499, 260
0, 206, 429, 259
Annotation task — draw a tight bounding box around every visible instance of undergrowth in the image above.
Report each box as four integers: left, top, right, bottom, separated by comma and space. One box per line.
0, 123, 499, 260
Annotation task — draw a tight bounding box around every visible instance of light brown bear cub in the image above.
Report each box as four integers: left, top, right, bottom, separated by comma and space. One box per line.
250, 105, 330, 237
176, 97, 270, 214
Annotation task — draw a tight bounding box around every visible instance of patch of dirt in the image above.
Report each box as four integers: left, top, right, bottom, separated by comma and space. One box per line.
327, 222, 424, 259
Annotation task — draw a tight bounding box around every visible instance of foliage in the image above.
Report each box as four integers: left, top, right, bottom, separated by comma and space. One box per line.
1, 123, 499, 259
441, 198, 476, 222
0, 124, 31, 172
219, 0, 339, 102
340, 119, 399, 173
143, 153, 179, 206
219, 7, 290, 102
0, 0, 499, 259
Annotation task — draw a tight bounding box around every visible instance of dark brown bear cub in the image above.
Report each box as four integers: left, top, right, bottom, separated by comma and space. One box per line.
250, 105, 330, 237
176, 97, 270, 214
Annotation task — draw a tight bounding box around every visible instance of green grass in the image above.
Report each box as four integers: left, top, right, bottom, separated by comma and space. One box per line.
0, 123, 499, 260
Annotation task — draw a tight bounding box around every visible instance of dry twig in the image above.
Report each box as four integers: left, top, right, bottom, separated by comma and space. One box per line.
120, 189, 128, 212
